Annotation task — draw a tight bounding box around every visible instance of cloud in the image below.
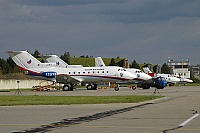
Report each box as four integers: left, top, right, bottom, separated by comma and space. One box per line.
0, 0, 200, 65
12, 0, 125, 6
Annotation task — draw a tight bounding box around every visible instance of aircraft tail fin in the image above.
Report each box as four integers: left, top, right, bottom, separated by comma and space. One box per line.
143, 67, 153, 74
95, 57, 105, 67
41, 55, 68, 68
143, 67, 156, 77
7, 50, 42, 70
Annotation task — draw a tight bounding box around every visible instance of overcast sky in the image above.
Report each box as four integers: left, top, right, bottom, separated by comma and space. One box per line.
0, 0, 200, 65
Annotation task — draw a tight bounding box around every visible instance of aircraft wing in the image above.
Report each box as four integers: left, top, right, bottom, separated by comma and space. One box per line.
56, 74, 82, 84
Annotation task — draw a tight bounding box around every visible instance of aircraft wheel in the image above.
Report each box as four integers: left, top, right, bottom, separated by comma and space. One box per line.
86, 84, 93, 90
132, 86, 136, 90
114, 86, 119, 91
63, 85, 70, 91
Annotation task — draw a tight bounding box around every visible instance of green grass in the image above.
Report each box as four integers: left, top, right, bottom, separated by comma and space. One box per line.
0, 95, 162, 106
180, 83, 200, 86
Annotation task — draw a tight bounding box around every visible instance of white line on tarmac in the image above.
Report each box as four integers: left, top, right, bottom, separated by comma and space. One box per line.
179, 114, 199, 127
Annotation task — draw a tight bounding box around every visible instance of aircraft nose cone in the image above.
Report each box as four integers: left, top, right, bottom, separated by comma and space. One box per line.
124, 71, 136, 80
189, 79, 193, 83
141, 74, 152, 80
146, 74, 152, 80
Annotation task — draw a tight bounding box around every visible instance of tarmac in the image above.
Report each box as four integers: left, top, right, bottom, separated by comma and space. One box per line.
0, 86, 200, 133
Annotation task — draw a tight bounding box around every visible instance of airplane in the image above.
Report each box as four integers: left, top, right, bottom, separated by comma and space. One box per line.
94, 57, 168, 90
8, 51, 137, 91
95, 57, 152, 81
143, 67, 181, 85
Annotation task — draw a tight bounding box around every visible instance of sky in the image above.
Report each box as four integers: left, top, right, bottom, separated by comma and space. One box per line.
0, 0, 200, 65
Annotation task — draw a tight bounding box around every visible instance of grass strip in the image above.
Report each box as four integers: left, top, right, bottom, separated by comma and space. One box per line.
0, 95, 162, 106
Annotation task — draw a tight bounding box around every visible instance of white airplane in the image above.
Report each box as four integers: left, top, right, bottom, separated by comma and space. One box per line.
95, 57, 152, 81
8, 51, 136, 91
143, 67, 181, 84
94, 57, 159, 90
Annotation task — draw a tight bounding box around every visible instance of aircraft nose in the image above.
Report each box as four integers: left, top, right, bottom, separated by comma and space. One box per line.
128, 72, 137, 80
146, 74, 152, 80
188, 79, 193, 83
140, 73, 152, 80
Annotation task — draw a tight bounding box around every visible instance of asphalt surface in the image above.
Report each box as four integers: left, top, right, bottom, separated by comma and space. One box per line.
0, 86, 200, 133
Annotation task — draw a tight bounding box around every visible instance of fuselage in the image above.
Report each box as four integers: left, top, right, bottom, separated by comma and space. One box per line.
19, 65, 136, 84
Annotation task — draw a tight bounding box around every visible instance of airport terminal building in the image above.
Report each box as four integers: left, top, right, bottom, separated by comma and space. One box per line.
167, 58, 191, 79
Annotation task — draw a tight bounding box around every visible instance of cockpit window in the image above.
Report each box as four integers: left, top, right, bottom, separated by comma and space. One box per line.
136, 70, 142, 73
118, 69, 126, 71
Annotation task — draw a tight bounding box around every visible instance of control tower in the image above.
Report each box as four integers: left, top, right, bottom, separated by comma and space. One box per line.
167, 57, 190, 78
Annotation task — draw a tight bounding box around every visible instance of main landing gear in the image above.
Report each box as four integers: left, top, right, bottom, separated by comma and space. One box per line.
86, 84, 98, 90
114, 84, 120, 91
62, 84, 75, 91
